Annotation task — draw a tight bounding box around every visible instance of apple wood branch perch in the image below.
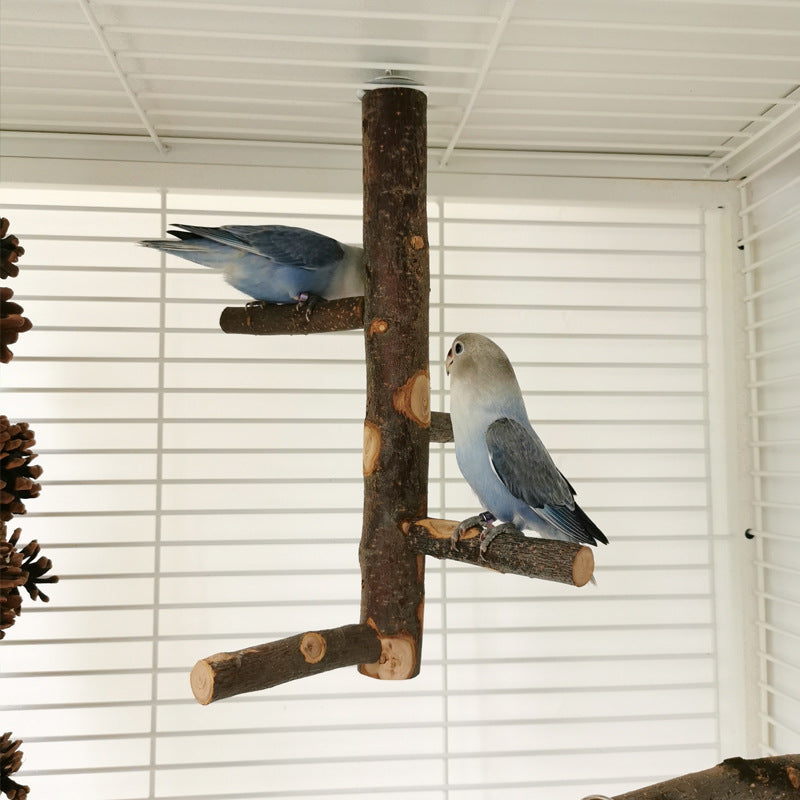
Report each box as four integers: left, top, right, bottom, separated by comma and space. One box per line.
193, 86, 592, 705
608, 754, 800, 800
406, 518, 594, 587
220, 296, 364, 336
191, 624, 381, 705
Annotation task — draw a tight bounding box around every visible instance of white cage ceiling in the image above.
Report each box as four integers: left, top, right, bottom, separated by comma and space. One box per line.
1, 0, 799, 180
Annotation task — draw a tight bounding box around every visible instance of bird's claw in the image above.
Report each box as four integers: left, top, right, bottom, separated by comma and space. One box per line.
478, 522, 520, 559
244, 300, 268, 325
295, 293, 321, 321
450, 511, 496, 553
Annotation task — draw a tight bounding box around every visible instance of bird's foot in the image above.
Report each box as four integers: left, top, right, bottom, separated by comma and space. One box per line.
450, 511, 496, 552
244, 300, 268, 325
478, 522, 520, 559
295, 293, 322, 321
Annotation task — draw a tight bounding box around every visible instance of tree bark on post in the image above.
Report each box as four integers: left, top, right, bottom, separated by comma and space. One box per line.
359, 87, 429, 681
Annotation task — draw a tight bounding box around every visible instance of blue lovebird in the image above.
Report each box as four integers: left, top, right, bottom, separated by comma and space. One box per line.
140, 224, 365, 317
446, 333, 608, 557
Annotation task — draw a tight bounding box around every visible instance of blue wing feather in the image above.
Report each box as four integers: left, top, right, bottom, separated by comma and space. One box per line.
171, 224, 344, 268
485, 418, 572, 509
486, 417, 607, 545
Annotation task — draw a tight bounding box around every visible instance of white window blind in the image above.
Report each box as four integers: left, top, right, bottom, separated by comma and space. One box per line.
1, 184, 728, 798
740, 149, 800, 757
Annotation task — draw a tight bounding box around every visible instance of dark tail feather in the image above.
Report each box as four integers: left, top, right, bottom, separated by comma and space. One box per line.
167, 229, 199, 241
574, 502, 608, 545
139, 227, 202, 248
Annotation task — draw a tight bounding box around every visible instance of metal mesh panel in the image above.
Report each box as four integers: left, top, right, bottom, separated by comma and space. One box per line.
1, 184, 723, 798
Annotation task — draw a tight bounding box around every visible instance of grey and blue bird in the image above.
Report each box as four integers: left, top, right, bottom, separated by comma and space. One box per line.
140, 224, 365, 315
446, 333, 608, 555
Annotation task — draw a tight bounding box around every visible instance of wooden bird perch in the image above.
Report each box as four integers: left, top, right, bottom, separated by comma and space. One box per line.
609, 754, 800, 800
406, 518, 594, 586
191, 624, 381, 705
220, 296, 364, 336
191, 85, 595, 706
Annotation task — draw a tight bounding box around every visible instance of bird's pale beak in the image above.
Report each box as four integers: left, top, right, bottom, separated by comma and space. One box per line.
445, 348, 453, 375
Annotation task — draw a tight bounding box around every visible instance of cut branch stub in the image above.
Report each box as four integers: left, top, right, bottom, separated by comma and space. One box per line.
393, 370, 431, 428
190, 623, 381, 705
405, 518, 595, 587
362, 421, 381, 476
359, 86, 429, 680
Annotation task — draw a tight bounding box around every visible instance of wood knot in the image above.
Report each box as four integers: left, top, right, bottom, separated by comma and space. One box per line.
368, 318, 388, 336
299, 631, 327, 664
393, 370, 430, 427
409, 235, 425, 250
362, 421, 381, 475
787, 766, 799, 789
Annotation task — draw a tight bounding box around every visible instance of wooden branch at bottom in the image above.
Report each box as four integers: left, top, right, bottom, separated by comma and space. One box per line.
611, 754, 800, 800
219, 296, 364, 335
404, 518, 594, 587
190, 623, 381, 705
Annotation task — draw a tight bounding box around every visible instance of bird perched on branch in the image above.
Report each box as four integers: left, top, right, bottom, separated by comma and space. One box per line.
140, 224, 365, 318
446, 333, 608, 556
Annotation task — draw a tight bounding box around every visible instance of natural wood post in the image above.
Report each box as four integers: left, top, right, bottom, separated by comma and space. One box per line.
359, 86, 429, 680
190, 623, 381, 705
405, 518, 595, 587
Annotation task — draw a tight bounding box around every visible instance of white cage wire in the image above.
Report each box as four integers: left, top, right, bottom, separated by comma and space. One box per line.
0, 178, 749, 799
739, 148, 800, 758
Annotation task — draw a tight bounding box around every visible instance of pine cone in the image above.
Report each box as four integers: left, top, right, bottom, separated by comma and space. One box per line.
1, 526, 27, 640
0, 524, 58, 640
0, 417, 42, 522
0, 287, 32, 364
0, 217, 24, 279
1, 217, 31, 363
0, 732, 29, 800
0, 590, 23, 640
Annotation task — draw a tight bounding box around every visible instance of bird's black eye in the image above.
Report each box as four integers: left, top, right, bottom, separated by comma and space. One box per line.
454, 342, 464, 355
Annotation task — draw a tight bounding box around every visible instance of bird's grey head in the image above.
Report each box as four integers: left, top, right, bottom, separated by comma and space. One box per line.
445, 333, 517, 384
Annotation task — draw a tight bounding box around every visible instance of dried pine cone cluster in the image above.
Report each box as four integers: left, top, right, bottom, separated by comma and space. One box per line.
1, 217, 31, 364
1, 524, 58, 640
1, 218, 40, 799
1, 417, 42, 522
1, 224, 57, 641
0, 732, 29, 800
0, 217, 25, 279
